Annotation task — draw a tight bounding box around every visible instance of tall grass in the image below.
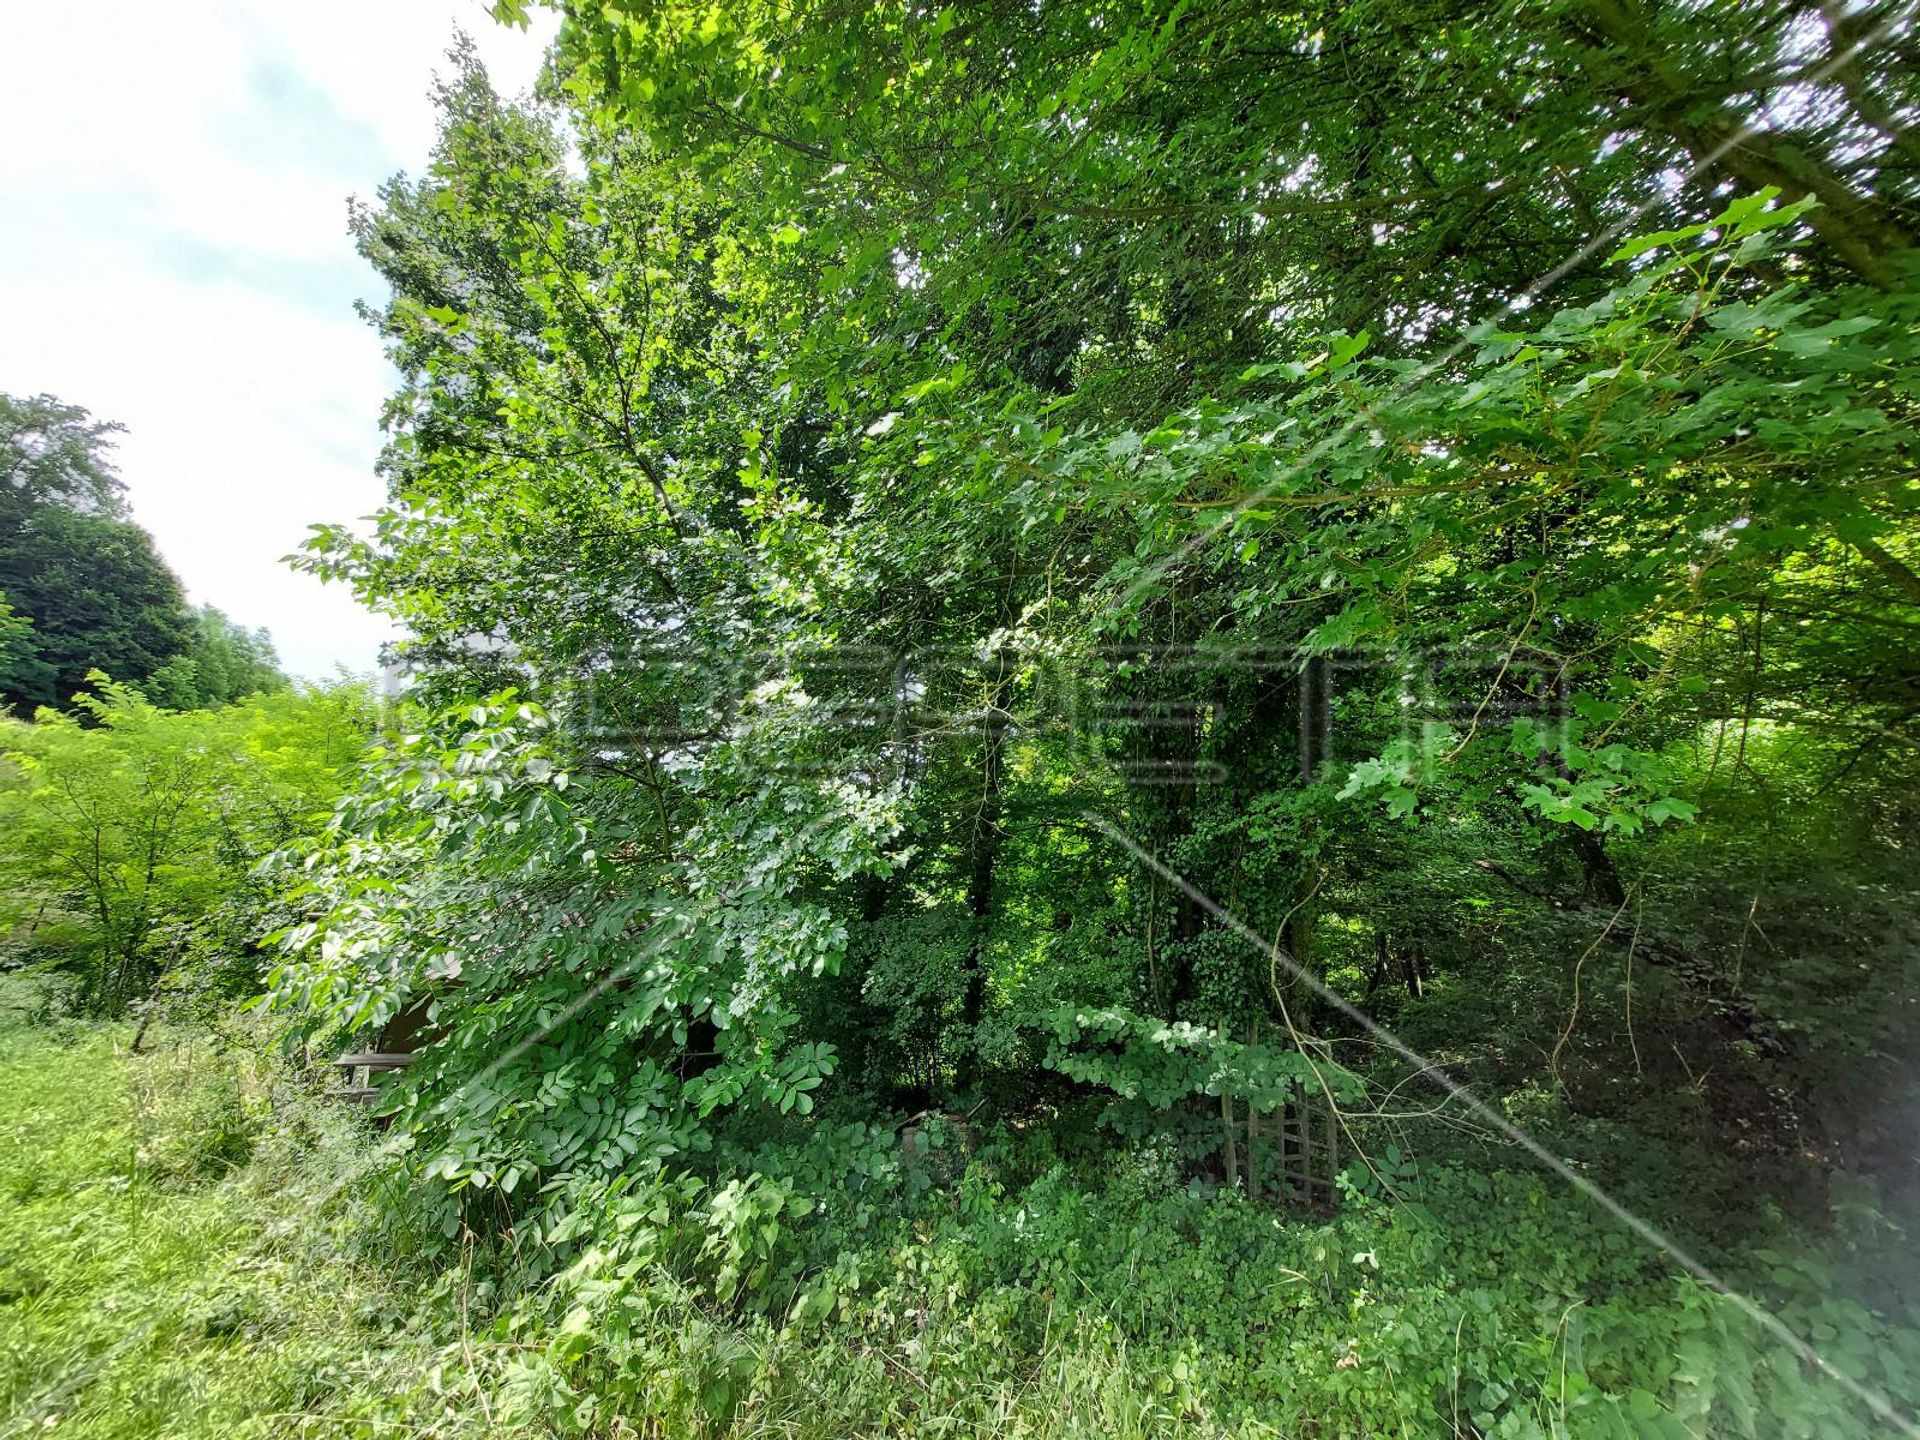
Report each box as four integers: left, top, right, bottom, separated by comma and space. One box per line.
2, 1010, 1913, 1438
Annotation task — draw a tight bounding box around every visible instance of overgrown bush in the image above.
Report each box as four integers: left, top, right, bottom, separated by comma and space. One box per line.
0, 680, 371, 1017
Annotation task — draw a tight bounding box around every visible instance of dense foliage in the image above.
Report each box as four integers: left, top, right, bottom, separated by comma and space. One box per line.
0, 392, 288, 713
279, 11, 1919, 1144
0, 683, 373, 1017
6, 1020, 1919, 1440
13, 1, 1920, 1435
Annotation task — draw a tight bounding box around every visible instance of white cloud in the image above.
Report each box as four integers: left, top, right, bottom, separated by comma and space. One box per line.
0, 0, 557, 679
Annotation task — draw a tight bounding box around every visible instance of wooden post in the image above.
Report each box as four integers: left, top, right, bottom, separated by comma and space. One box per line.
1298, 1083, 1313, 1199
1278, 1098, 1291, 1195
1245, 1022, 1260, 1202
1219, 1017, 1238, 1188
1325, 1098, 1339, 1203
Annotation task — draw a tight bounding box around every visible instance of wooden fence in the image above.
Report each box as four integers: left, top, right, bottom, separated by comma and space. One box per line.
1216, 1019, 1341, 1206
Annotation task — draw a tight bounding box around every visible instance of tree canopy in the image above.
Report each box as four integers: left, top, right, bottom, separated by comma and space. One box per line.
0, 681, 373, 1016
0, 391, 288, 713
0, 391, 128, 528
196, 8, 1920, 1433
0, 506, 196, 712
9, 6, 1920, 1437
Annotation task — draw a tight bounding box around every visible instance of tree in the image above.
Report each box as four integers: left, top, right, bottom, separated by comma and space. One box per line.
0, 390, 271, 713
0, 506, 194, 712
0, 595, 33, 693
0, 392, 127, 532
146, 605, 288, 710
0, 680, 372, 1016
268, 13, 1920, 1277
275, 53, 904, 1211
540, 0, 1920, 1053
0, 391, 293, 715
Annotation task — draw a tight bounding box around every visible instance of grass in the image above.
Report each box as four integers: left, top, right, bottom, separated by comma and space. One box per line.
0, 1019, 434, 1439
0, 1020, 1257, 1440
1, 1015, 1914, 1439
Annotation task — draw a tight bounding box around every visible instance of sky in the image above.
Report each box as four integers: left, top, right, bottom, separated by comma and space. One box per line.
0, 2, 558, 679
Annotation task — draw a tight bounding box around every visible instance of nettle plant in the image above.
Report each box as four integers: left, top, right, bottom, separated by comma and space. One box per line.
267, 686, 900, 1235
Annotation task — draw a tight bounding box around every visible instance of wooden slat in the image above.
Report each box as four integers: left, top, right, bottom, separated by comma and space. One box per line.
334, 1052, 414, 1069
1325, 1100, 1339, 1200
1245, 1022, 1260, 1202
1219, 1017, 1238, 1189
1298, 1084, 1313, 1197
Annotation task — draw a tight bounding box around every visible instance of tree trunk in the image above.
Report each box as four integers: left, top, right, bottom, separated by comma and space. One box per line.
956, 651, 1011, 1087
131, 994, 158, 1054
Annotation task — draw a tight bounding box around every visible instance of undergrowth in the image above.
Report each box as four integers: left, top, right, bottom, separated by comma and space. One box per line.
1, 1016, 1916, 1439
0, 1018, 435, 1439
